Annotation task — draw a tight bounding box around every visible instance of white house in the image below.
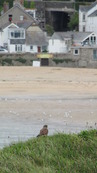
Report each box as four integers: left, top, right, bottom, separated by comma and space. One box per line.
48, 32, 71, 53
25, 25, 48, 53
79, 1, 97, 33
8, 25, 26, 53
48, 31, 97, 54
0, 22, 26, 53
0, 21, 48, 53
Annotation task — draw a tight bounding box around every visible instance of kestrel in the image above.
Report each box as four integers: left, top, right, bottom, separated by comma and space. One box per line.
37, 125, 48, 137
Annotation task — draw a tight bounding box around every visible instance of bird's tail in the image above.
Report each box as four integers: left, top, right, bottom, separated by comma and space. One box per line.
37, 134, 40, 137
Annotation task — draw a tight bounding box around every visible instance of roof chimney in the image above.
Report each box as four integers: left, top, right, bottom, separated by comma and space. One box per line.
3, 1, 9, 13
20, 0, 24, 6
13, 0, 24, 6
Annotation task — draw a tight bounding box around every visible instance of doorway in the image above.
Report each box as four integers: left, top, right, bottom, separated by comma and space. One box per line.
41, 58, 49, 66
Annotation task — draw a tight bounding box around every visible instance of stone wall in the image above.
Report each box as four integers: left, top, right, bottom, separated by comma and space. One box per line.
0, 47, 97, 68
71, 47, 97, 68
0, 53, 36, 66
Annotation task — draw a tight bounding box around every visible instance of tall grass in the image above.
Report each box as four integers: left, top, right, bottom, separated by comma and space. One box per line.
0, 130, 97, 173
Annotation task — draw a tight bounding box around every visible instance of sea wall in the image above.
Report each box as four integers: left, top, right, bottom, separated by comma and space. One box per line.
0, 47, 97, 68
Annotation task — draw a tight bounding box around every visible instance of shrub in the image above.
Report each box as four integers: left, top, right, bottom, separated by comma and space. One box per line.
2, 58, 12, 65
53, 58, 73, 64
15, 57, 27, 63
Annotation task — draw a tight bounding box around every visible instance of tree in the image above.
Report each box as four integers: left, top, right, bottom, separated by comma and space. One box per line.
68, 12, 79, 31
46, 24, 54, 36
0, 0, 14, 8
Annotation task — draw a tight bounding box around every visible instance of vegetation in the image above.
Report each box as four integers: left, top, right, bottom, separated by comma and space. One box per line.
68, 12, 79, 31
0, 0, 35, 10
15, 57, 27, 63
0, 0, 13, 8
0, 57, 27, 66
53, 58, 73, 64
46, 24, 54, 36
1, 58, 12, 65
24, 0, 35, 8
0, 130, 96, 173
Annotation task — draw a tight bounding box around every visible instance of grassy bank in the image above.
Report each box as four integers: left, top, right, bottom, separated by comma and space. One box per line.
0, 130, 97, 173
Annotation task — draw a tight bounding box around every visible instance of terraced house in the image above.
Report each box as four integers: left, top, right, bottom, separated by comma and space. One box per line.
0, 0, 48, 53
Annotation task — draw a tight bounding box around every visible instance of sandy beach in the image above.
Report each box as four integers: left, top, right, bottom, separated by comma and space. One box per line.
0, 67, 97, 148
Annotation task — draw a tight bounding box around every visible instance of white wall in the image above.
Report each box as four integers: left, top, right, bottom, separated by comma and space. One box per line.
86, 16, 97, 34
48, 39, 68, 53
3, 27, 9, 44
0, 27, 9, 46
79, 10, 87, 32
9, 44, 25, 53
79, 4, 97, 33
0, 32, 4, 46
25, 45, 38, 53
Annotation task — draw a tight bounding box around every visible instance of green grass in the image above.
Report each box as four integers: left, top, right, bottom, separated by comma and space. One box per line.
0, 130, 97, 173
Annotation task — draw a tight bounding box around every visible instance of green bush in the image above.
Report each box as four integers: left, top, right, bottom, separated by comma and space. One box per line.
68, 12, 79, 31
30, 2, 35, 8
53, 58, 73, 64
46, 25, 54, 36
2, 58, 12, 65
24, 0, 35, 8
15, 57, 27, 63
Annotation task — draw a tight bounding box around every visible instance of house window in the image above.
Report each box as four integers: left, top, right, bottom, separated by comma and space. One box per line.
65, 40, 68, 44
83, 14, 85, 21
42, 46, 47, 52
18, 45, 22, 52
15, 45, 22, 52
10, 30, 24, 39
15, 31, 20, 38
83, 26, 85, 32
73, 49, 79, 55
9, 14, 12, 22
4, 43, 8, 50
11, 32, 14, 37
15, 45, 17, 51
94, 37, 96, 43
20, 16, 24, 21
30, 45, 33, 50
90, 36, 96, 44
93, 50, 97, 60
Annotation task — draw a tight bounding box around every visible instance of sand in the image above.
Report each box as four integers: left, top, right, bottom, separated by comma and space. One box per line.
0, 67, 97, 148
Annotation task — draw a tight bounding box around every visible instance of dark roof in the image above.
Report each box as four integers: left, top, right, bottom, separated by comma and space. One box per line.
0, 22, 10, 29
0, 3, 35, 23
88, 0, 97, 10
26, 31, 48, 46
88, 10, 97, 17
79, 5, 90, 12
15, 20, 34, 29
79, 1, 97, 12
51, 32, 93, 42
0, 21, 34, 30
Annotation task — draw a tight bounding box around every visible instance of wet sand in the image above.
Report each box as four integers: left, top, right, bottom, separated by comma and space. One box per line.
0, 67, 97, 148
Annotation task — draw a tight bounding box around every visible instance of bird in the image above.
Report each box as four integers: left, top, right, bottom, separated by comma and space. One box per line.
37, 125, 48, 137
